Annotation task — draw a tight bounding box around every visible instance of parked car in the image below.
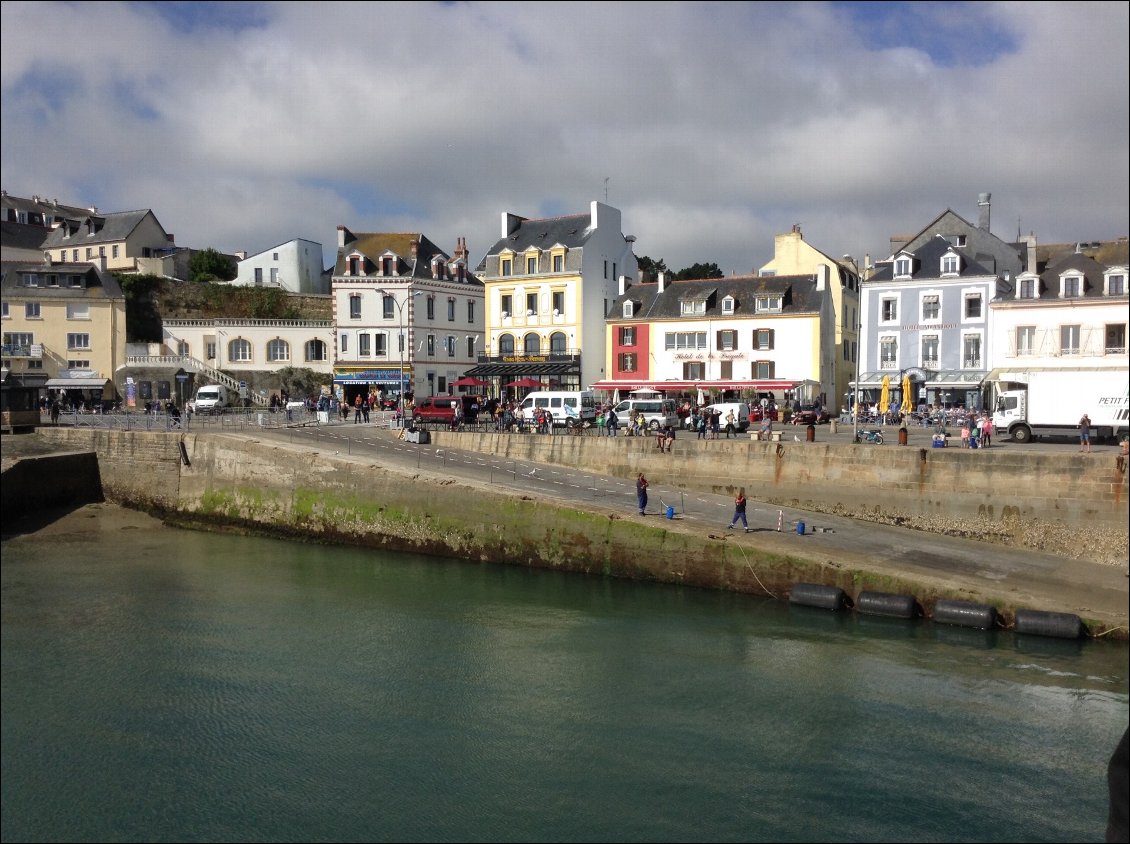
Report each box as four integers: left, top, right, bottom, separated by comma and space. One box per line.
412, 396, 459, 426
790, 404, 830, 425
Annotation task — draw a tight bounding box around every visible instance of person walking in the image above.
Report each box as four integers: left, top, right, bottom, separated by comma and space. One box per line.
1079, 412, 1092, 453
353, 394, 363, 423
636, 472, 649, 516
980, 413, 992, 448
727, 488, 749, 532
360, 395, 370, 424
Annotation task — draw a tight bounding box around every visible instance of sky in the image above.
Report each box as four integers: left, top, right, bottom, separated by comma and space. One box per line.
2, 1, 1127, 276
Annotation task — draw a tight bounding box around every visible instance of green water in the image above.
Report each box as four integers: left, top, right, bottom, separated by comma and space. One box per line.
2, 507, 1126, 842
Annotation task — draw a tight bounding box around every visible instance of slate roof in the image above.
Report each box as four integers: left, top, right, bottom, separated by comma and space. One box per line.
607, 273, 822, 320
0, 220, 50, 252
475, 212, 593, 272
333, 231, 481, 286
1, 192, 94, 224
0, 260, 124, 299
39, 209, 159, 249
1036, 251, 1121, 299
1034, 239, 1129, 271
869, 234, 997, 282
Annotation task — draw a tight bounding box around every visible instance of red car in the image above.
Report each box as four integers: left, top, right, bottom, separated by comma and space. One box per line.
790, 404, 830, 425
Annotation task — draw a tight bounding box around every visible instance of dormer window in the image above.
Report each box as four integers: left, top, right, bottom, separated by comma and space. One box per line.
431, 258, 446, 279
1016, 274, 1038, 299
941, 253, 960, 276
721, 296, 735, 314
526, 254, 538, 274
894, 257, 913, 278
501, 257, 512, 277
551, 247, 566, 273
623, 301, 634, 318
1061, 275, 1082, 298
1106, 271, 1126, 296
347, 256, 360, 276
754, 295, 782, 313
381, 257, 395, 276
680, 299, 707, 316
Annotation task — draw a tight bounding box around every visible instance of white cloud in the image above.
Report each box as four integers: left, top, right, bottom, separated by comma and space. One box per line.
2, 1, 1126, 273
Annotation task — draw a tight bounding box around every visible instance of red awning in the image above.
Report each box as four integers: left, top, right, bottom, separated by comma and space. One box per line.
590, 379, 798, 393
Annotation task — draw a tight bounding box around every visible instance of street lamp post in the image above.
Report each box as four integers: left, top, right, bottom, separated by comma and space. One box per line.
376, 288, 421, 417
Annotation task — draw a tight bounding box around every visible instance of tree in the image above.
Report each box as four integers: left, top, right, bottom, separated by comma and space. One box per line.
188, 248, 237, 283
636, 255, 668, 283
673, 262, 724, 281
275, 367, 324, 400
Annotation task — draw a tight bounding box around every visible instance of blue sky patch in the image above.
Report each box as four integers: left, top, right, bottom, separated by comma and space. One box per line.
835, 1, 1020, 67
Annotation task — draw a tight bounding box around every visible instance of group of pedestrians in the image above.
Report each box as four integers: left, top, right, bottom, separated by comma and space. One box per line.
958, 412, 994, 449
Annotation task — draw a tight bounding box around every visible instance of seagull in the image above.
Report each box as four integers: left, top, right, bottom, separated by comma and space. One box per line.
528, 468, 536, 475
794, 434, 800, 442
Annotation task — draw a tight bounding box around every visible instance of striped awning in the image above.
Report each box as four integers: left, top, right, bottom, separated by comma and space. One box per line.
464, 362, 575, 377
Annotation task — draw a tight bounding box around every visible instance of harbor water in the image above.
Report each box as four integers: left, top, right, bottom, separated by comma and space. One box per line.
2, 504, 1126, 842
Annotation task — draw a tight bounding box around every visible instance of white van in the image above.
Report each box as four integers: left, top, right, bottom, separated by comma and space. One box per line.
191, 384, 231, 414
700, 402, 751, 434
613, 396, 679, 430
519, 390, 597, 428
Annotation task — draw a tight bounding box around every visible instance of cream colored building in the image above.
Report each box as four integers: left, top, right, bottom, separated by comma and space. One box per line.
1, 259, 126, 403
39, 209, 175, 274
758, 225, 860, 412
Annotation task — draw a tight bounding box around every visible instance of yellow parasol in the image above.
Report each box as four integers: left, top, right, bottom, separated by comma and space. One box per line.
900, 374, 914, 416
879, 375, 890, 417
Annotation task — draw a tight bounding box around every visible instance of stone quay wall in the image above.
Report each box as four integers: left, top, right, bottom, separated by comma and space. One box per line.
432, 430, 1129, 529
17, 427, 1128, 634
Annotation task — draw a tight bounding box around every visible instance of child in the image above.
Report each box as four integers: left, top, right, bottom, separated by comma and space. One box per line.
960, 421, 970, 448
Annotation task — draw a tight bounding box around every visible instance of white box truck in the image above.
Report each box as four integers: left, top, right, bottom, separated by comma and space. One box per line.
989, 368, 1128, 443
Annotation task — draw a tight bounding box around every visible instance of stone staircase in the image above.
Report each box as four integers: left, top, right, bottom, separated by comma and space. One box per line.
123, 355, 270, 406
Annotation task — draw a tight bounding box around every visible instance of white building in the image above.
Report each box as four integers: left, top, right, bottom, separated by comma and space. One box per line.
593, 270, 833, 406
987, 242, 1128, 386
330, 229, 484, 405
232, 239, 326, 294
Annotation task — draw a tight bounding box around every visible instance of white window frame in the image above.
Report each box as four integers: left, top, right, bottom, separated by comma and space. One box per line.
940, 253, 960, 276
879, 335, 898, 369
920, 334, 939, 369
920, 292, 940, 322
1060, 274, 1082, 299
229, 338, 253, 362
680, 299, 707, 316
1104, 269, 1126, 296
1060, 324, 1081, 356
754, 295, 782, 313
721, 296, 735, 314
1016, 326, 1036, 356
894, 257, 912, 278
962, 291, 983, 321
880, 296, 898, 324
962, 333, 983, 369
67, 332, 91, 350
66, 303, 91, 320
266, 339, 290, 362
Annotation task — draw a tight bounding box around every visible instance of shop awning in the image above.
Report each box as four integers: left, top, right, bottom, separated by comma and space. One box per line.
923, 371, 987, 388
45, 377, 113, 390
464, 362, 576, 377
589, 379, 806, 393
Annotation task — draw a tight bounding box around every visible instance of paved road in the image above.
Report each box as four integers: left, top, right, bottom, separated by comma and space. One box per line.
246, 422, 1129, 634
